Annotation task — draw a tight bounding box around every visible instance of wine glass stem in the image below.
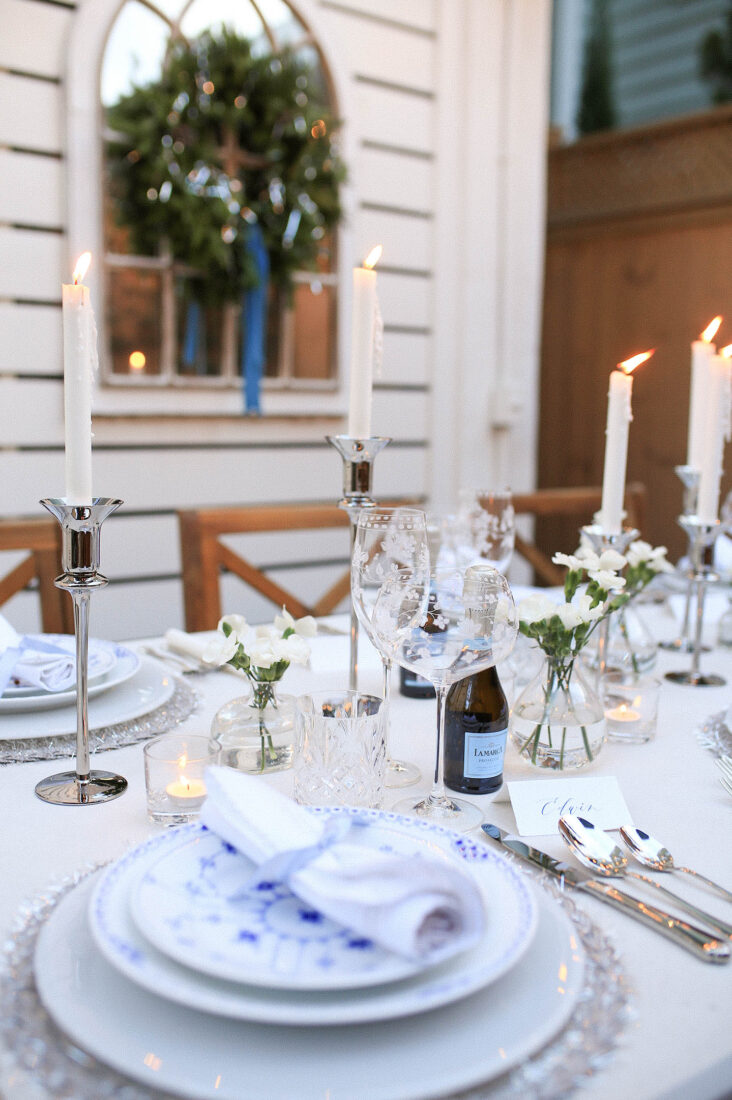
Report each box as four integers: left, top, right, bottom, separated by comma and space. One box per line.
381, 656, 392, 758
429, 684, 448, 804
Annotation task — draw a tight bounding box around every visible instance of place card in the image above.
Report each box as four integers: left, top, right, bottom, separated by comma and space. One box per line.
507, 776, 632, 837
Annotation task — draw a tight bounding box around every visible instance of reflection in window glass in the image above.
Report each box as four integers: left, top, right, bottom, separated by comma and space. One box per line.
101, 1, 168, 107
107, 267, 163, 375
180, 0, 265, 45
175, 280, 224, 377
293, 282, 334, 379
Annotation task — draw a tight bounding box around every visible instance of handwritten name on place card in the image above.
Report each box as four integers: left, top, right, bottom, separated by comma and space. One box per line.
507, 776, 632, 837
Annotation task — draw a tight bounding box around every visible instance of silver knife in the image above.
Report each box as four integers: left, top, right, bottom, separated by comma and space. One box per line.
481, 823, 729, 964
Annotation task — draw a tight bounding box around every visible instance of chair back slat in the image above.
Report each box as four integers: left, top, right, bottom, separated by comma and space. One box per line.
0, 517, 73, 633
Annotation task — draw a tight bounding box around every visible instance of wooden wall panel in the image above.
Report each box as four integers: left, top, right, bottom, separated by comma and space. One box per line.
321, 0, 436, 32
0, 303, 62, 376
539, 108, 732, 560
0, 227, 64, 300
318, 6, 434, 90
0, 0, 70, 77
356, 147, 433, 212
0, 151, 64, 229
0, 73, 62, 152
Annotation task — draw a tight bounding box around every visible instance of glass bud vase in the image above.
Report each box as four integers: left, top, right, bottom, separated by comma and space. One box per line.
509, 655, 605, 770
582, 604, 657, 679
211, 680, 295, 774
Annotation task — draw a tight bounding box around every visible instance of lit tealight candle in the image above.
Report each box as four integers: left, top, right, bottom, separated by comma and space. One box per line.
165, 774, 207, 800
605, 702, 641, 724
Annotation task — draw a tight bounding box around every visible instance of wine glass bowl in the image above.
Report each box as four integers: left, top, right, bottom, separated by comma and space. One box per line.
458, 489, 515, 574
393, 563, 518, 831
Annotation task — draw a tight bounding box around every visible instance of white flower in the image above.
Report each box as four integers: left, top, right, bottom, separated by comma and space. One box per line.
574, 546, 601, 570
218, 614, 248, 641
576, 593, 603, 622
588, 569, 626, 591
248, 638, 277, 669
255, 623, 279, 640
597, 549, 627, 572
627, 540, 673, 573
273, 633, 311, 666
556, 602, 582, 630
274, 606, 317, 638
626, 539, 653, 565
202, 634, 239, 666
518, 593, 559, 624
649, 554, 674, 574
552, 552, 585, 571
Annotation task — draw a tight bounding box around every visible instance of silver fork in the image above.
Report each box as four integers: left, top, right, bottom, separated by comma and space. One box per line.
140, 644, 210, 674
714, 755, 732, 797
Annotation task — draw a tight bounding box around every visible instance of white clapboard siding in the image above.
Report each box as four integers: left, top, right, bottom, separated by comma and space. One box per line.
0, 73, 62, 153
380, 330, 429, 386
378, 271, 431, 330
354, 83, 433, 152
0, 302, 62, 376
0, 151, 64, 229
0, 589, 43, 635
87, 578, 184, 641
318, 5, 434, 90
356, 146, 433, 212
0, 444, 428, 515
355, 208, 431, 270
319, 0, 436, 33
0, 0, 70, 78
0, 228, 63, 300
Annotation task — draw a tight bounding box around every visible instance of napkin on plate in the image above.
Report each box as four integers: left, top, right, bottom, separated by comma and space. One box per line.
0, 614, 111, 696
164, 628, 246, 677
201, 766, 486, 965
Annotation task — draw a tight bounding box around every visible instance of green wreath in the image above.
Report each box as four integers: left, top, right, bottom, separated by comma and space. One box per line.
106, 28, 345, 305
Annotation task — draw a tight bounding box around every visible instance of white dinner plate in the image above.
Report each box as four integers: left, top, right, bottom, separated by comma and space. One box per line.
0, 641, 139, 714
92, 813, 537, 1013
126, 812, 537, 992
37, 871, 584, 1100
0, 655, 172, 739
2, 634, 117, 697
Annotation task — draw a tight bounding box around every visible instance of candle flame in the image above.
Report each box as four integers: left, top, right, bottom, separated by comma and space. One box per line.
618, 349, 654, 375
701, 316, 722, 343
721, 344, 732, 359
72, 252, 92, 285
363, 245, 382, 270
179, 774, 191, 790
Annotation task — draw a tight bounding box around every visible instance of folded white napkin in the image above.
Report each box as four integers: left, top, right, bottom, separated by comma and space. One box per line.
0, 615, 112, 696
164, 628, 211, 662
200, 766, 485, 964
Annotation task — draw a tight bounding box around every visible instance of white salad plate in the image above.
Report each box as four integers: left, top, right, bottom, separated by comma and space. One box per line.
91, 813, 537, 1014
0, 655, 170, 738
0, 640, 139, 714
36, 871, 584, 1100
2, 634, 116, 697
127, 812, 537, 992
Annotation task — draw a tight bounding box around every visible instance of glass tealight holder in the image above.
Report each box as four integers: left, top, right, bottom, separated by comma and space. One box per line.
602, 676, 661, 744
144, 733, 219, 825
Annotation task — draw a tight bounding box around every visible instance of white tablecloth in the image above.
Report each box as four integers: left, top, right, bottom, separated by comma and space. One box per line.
1, 608, 731, 1100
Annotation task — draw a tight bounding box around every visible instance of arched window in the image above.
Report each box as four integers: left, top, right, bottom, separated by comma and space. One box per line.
97, 0, 342, 407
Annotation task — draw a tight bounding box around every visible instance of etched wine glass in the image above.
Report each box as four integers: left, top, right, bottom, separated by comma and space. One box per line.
393, 563, 518, 831
352, 507, 430, 787
458, 489, 515, 574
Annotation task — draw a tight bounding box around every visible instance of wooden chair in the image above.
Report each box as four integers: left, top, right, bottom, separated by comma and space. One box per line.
0, 517, 73, 633
509, 483, 647, 586
178, 504, 353, 632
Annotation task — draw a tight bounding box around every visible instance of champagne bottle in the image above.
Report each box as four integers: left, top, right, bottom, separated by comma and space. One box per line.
399, 665, 435, 698
443, 665, 508, 794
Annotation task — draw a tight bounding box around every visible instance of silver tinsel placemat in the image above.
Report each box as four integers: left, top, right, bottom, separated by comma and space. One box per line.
0, 677, 199, 764
0, 864, 632, 1100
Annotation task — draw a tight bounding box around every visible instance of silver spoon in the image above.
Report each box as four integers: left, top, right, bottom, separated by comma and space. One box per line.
558, 815, 732, 940
620, 825, 732, 904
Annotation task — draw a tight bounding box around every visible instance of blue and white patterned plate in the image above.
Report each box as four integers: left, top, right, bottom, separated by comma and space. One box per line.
91, 808, 537, 1006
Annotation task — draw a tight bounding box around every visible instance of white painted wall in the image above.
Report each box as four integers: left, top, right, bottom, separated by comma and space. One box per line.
0, 0, 550, 638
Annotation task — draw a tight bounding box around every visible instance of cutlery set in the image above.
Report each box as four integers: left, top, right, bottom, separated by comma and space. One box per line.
482, 817, 732, 963
715, 754, 732, 799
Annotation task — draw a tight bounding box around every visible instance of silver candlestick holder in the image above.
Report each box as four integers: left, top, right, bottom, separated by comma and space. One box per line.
326, 434, 390, 689
665, 516, 725, 687
581, 523, 639, 686
659, 465, 707, 653
34, 497, 127, 805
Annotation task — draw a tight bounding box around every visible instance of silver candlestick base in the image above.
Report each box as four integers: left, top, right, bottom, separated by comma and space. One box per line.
326, 435, 390, 690
581, 524, 639, 686
665, 516, 725, 687
659, 466, 706, 654
34, 497, 127, 805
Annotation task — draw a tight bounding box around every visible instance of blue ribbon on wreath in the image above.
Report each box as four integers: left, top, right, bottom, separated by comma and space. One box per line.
241, 223, 270, 414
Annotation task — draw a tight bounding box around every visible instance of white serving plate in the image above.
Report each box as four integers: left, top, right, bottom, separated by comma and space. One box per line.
0, 656, 171, 738
92, 813, 536, 1012
36, 871, 584, 1100
0, 641, 139, 714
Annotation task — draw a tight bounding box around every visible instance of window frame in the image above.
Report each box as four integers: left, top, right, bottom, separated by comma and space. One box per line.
67, 0, 356, 419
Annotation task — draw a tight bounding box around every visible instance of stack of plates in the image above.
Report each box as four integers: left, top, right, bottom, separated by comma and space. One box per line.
34, 810, 586, 1099
0, 638, 176, 739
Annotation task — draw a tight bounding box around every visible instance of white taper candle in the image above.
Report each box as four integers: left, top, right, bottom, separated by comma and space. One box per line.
697, 348, 731, 525
687, 317, 721, 470
347, 246, 381, 439
62, 252, 96, 504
